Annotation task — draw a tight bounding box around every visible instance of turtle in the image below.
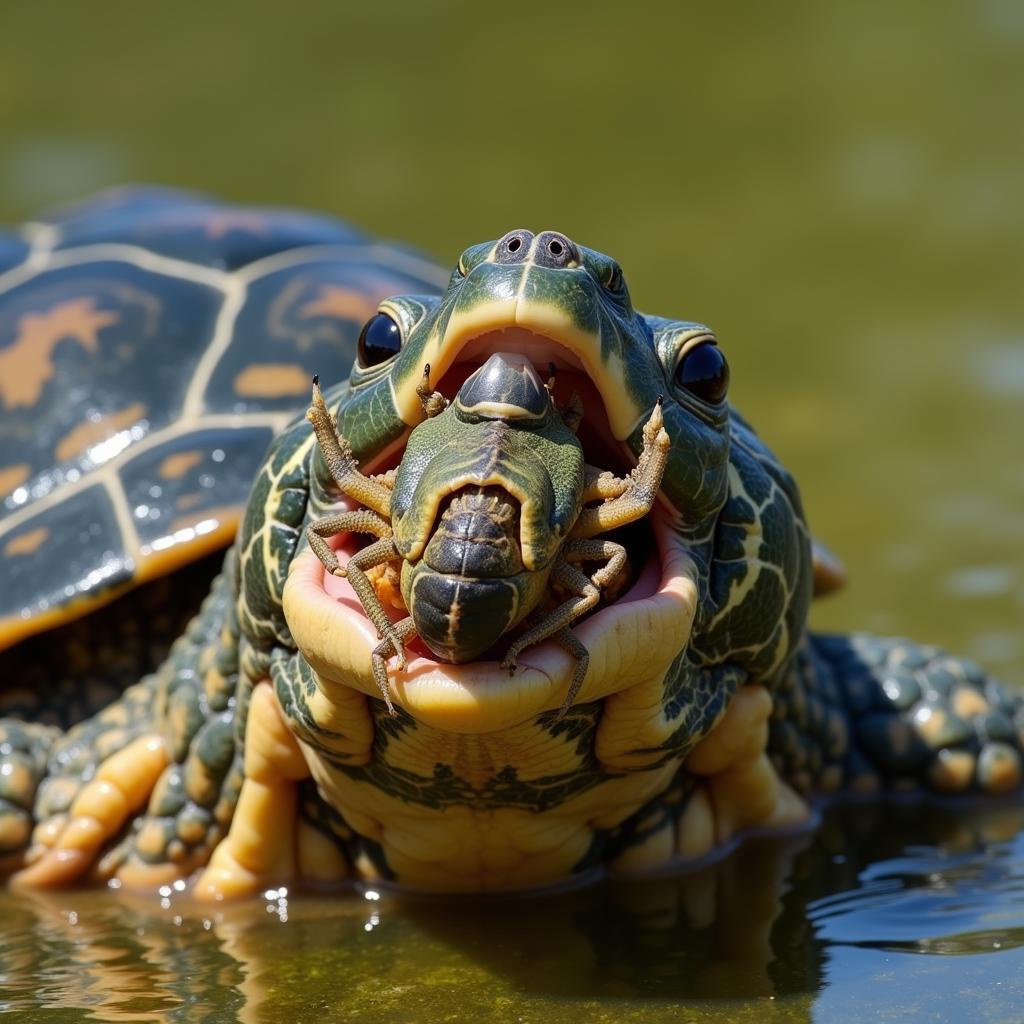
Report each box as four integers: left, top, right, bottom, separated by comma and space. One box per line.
1, 210, 1021, 898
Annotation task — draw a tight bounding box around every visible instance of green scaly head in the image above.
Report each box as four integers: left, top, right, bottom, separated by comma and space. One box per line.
292, 228, 807, 736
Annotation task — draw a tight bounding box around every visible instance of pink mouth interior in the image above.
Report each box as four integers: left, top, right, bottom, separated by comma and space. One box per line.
320, 507, 665, 670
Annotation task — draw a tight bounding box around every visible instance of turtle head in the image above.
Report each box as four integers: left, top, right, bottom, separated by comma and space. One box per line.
286, 230, 801, 734
332, 229, 731, 534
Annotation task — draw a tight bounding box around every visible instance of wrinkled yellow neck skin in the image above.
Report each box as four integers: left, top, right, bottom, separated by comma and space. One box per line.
190, 678, 809, 898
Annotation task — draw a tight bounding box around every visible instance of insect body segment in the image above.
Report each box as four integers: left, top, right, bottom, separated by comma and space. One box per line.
306, 352, 670, 714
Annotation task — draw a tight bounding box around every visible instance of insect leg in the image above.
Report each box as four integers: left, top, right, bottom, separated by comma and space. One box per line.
581, 464, 630, 503
571, 399, 669, 539
500, 560, 599, 675
306, 509, 392, 578
307, 378, 392, 517
416, 363, 448, 418
371, 617, 419, 714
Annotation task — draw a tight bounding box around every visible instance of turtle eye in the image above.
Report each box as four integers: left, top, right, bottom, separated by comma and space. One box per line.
357, 313, 402, 367
604, 264, 623, 292
674, 342, 729, 405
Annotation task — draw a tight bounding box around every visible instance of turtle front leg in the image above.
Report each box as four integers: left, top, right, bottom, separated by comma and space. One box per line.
194, 682, 313, 901
0, 721, 60, 870
12, 734, 171, 888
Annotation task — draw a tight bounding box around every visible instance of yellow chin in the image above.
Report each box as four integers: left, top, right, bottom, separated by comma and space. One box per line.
282, 507, 699, 734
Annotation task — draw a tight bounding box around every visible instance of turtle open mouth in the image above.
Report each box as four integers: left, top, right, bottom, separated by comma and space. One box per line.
283, 330, 700, 733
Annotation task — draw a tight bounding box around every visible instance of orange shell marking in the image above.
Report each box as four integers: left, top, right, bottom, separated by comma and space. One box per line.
0, 463, 30, 499
234, 364, 310, 398
158, 451, 203, 479
0, 299, 119, 410
298, 285, 381, 324
4, 526, 49, 558
55, 403, 147, 463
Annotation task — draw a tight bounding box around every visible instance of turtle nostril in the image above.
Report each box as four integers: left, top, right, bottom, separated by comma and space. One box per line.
534, 231, 577, 268
495, 229, 534, 264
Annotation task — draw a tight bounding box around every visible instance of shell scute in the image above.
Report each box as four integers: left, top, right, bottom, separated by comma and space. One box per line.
43, 187, 367, 271
1, 483, 130, 645
0, 191, 445, 649
118, 423, 276, 556
203, 257, 445, 415
0, 261, 223, 496
0, 234, 28, 275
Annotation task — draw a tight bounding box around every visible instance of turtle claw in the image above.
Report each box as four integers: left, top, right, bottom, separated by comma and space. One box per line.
10, 735, 170, 889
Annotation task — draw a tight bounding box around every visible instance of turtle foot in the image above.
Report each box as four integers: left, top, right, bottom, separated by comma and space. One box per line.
0, 720, 61, 865
11, 735, 169, 888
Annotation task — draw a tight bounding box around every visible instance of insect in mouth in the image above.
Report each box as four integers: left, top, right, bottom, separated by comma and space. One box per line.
306, 353, 670, 714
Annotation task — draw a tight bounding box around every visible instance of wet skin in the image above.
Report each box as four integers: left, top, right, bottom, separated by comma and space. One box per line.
3, 227, 1023, 896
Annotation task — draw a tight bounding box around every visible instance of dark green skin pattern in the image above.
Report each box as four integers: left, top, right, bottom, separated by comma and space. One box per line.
2, 205, 1023, 884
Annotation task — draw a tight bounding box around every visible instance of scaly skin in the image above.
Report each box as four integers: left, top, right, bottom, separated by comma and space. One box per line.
3, 557, 247, 885
3, 228, 1022, 896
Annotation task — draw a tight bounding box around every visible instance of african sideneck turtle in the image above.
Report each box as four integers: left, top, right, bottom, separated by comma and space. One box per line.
1, 193, 1021, 897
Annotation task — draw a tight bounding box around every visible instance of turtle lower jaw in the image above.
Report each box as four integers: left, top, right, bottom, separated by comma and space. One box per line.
283, 507, 699, 734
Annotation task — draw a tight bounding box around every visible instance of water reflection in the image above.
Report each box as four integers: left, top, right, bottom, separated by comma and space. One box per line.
3, 802, 1024, 1023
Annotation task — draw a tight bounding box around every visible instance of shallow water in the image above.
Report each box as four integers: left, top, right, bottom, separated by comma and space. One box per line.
3, 803, 1024, 1022
1, 1, 1023, 1021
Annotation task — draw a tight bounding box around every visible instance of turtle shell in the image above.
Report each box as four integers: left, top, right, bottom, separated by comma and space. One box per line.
0, 187, 446, 651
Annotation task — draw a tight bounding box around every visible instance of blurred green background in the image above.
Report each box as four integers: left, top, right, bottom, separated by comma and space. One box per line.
2, 0, 1022, 678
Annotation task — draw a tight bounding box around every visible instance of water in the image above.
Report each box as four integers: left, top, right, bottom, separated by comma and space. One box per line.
3, 803, 1024, 1022
1, 1, 1023, 1020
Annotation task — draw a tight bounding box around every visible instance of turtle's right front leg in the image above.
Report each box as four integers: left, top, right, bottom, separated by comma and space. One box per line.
11, 732, 171, 888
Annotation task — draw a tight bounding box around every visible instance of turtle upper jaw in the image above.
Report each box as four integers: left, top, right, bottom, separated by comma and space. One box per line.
390, 297, 658, 443
283, 505, 699, 734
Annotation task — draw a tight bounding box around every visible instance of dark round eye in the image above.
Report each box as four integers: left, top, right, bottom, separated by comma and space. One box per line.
674, 343, 729, 404
357, 313, 402, 367
604, 265, 623, 292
